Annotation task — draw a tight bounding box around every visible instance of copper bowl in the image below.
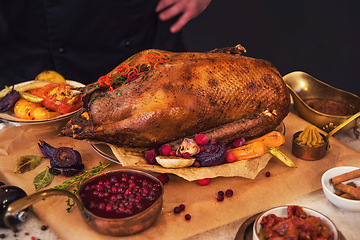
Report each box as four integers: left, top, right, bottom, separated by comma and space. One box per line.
292, 131, 327, 161
283, 71, 360, 136
4, 169, 164, 237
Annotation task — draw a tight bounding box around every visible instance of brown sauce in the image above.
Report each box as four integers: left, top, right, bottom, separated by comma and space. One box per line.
305, 99, 358, 116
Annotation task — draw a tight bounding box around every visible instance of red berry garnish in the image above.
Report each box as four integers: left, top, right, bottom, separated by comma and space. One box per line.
225, 152, 236, 163
169, 150, 176, 156
174, 206, 181, 214
160, 144, 172, 156
225, 189, 233, 197
179, 204, 185, 211
217, 195, 224, 201
210, 139, 217, 145
177, 152, 183, 157
185, 214, 191, 220
193, 161, 200, 167
196, 178, 211, 186
218, 190, 224, 196
157, 173, 169, 185
195, 134, 209, 145
266, 171, 271, 177
183, 152, 190, 159
145, 150, 157, 164
233, 137, 245, 148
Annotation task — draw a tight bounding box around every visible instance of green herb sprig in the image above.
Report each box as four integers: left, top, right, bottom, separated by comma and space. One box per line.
52, 161, 112, 195
52, 161, 112, 211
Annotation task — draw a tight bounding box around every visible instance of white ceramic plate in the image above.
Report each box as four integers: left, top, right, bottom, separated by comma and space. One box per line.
322, 166, 360, 211
0, 80, 85, 124
253, 205, 339, 240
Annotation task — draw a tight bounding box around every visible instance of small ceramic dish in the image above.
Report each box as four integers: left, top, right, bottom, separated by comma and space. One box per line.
283, 71, 360, 136
322, 166, 360, 211
253, 205, 339, 240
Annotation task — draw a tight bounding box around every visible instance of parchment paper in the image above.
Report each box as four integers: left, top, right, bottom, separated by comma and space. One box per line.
1, 113, 359, 240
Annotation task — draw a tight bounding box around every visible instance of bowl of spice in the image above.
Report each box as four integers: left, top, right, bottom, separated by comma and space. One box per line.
283, 71, 360, 136
322, 166, 360, 211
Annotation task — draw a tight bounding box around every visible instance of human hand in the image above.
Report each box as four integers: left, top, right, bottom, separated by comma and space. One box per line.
156, 0, 212, 33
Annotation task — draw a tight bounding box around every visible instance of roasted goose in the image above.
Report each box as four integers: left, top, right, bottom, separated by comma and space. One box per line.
60, 45, 290, 148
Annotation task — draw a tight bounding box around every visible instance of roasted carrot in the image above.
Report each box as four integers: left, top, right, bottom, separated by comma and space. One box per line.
227, 141, 268, 161
246, 131, 285, 147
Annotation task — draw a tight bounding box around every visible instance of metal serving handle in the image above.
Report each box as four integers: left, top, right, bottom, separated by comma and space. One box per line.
4, 189, 83, 231
325, 111, 360, 150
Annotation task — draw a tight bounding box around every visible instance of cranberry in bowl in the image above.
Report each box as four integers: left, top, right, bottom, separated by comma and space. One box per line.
78, 169, 164, 236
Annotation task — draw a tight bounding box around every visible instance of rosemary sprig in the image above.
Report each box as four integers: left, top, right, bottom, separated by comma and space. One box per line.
52, 161, 112, 195
52, 161, 112, 211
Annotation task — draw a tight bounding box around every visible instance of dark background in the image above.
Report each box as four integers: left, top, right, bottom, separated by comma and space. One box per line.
182, 0, 360, 97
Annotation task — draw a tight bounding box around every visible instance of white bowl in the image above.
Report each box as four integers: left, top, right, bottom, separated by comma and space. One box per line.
253, 205, 338, 240
321, 166, 360, 211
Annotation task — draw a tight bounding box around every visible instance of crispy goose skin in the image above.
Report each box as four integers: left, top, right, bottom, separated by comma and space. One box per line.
61, 45, 290, 147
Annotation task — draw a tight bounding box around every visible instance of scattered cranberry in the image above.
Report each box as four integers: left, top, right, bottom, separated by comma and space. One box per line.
185, 214, 191, 220
233, 137, 245, 148
160, 144, 172, 156
179, 204, 185, 211
0, 234, 5, 239
157, 173, 169, 185
218, 190, 224, 196
210, 139, 217, 145
176, 152, 183, 157
266, 171, 271, 177
174, 206, 181, 214
195, 134, 209, 145
183, 152, 191, 159
196, 178, 211, 186
145, 150, 157, 164
225, 189, 233, 197
217, 195, 224, 201
225, 152, 236, 163
41, 225, 48, 231
169, 150, 176, 156
193, 161, 200, 167
25, 232, 29, 235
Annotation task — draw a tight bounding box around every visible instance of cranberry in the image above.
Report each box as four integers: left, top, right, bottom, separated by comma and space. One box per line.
195, 134, 209, 145
106, 205, 112, 211
217, 195, 224, 201
174, 206, 181, 214
185, 214, 191, 220
193, 161, 200, 167
179, 204, 185, 211
145, 150, 157, 164
183, 152, 191, 159
196, 178, 211, 186
160, 144, 172, 156
210, 139, 217, 145
169, 150, 176, 156
225, 189, 233, 197
157, 173, 169, 185
218, 190, 224, 196
233, 137, 245, 148
225, 152, 236, 163
177, 152, 183, 157
199, 146, 205, 152
266, 171, 271, 177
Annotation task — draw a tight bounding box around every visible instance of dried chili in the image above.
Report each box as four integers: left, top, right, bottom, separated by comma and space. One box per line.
97, 51, 172, 90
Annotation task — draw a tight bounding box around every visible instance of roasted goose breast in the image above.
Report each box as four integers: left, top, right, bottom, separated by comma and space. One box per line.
61, 45, 290, 147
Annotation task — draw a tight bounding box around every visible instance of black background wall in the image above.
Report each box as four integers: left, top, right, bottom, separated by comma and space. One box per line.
183, 0, 360, 97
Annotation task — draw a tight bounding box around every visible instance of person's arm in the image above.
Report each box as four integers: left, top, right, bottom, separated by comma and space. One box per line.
156, 0, 212, 33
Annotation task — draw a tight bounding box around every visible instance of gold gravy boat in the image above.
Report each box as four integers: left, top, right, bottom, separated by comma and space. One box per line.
283, 71, 360, 137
